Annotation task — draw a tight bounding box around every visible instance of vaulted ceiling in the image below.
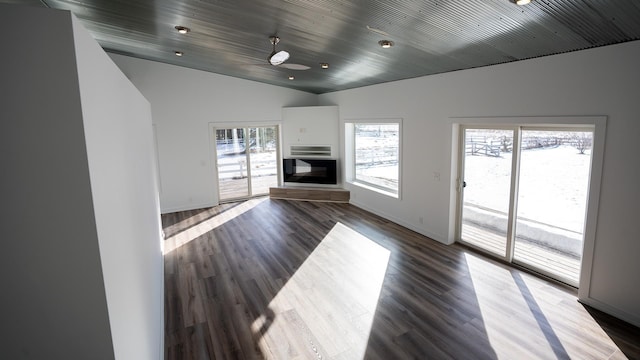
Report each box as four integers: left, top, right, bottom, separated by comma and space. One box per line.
5, 0, 640, 93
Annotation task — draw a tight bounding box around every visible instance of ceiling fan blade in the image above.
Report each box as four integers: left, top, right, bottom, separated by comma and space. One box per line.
366, 25, 391, 37
279, 63, 311, 70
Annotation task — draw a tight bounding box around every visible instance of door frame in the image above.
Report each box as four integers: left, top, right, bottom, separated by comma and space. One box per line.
208, 122, 282, 203
450, 116, 606, 292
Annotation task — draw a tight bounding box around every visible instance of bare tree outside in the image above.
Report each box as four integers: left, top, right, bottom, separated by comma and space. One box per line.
572, 132, 592, 154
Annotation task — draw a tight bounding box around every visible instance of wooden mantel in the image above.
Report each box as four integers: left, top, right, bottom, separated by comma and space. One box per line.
269, 186, 350, 203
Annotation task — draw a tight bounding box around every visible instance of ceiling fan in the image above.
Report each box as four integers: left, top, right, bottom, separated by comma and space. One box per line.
266, 36, 310, 70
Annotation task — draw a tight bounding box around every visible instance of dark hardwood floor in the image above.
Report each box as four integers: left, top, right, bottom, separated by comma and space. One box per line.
162, 198, 640, 360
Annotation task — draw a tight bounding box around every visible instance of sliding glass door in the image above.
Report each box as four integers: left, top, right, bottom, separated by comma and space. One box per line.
460, 129, 515, 258
248, 127, 279, 196
215, 126, 279, 202
512, 130, 592, 284
458, 127, 593, 286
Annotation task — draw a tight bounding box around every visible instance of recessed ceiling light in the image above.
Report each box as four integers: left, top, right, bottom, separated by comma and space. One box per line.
515, 0, 531, 5
174, 51, 184, 57
174, 25, 190, 34
378, 40, 394, 48
288, 75, 295, 80
320, 63, 329, 69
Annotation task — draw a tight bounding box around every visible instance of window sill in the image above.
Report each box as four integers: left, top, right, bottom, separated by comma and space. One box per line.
350, 181, 399, 199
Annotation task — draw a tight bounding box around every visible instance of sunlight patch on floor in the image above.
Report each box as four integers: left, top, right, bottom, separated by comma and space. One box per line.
517, 274, 624, 359
465, 252, 623, 359
251, 222, 390, 359
163, 197, 267, 254
465, 252, 551, 358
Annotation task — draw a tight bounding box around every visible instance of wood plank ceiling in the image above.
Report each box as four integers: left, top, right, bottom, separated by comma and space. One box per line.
5, 0, 640, 93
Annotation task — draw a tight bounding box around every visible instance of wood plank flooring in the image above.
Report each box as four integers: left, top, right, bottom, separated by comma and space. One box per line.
162, 198, 640, 360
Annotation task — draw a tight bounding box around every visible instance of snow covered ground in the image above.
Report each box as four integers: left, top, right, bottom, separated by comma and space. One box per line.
354, 142, 591, 235
464, 145, 591, 234
355, 131, 399, 190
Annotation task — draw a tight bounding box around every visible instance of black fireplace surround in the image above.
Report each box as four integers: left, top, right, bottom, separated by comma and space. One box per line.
283, 158, 337, 185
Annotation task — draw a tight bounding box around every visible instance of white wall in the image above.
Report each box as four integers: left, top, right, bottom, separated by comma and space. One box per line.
0, 6, 114, 359
73, 15, 163, 360
0, 5, 163, 359
318, 41, 640, 326
109, 54, 318, 213
282, 106, 340, 158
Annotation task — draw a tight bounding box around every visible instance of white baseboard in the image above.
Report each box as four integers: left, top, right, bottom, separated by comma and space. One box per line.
161, 201, 217, 214
578, 296, 640, 328
348, 199, 448, 245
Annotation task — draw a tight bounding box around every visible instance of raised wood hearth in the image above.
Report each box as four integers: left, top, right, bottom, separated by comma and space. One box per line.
269, 186, 350, 202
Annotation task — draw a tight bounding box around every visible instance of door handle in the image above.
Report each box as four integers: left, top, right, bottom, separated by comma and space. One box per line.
457, 179, 466, 192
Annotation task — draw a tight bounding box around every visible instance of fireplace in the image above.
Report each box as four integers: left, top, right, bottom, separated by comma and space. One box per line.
283, 158, 337, 185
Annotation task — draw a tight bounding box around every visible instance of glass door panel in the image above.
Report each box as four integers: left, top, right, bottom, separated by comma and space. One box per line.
513, 130, 592, 285
216, 128, 249, 201
215, 126, 279, 202
460, 129, 514, 258
248, 127, 278, 196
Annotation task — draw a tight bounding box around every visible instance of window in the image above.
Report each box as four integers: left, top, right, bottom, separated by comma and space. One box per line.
345, 120, 401, 197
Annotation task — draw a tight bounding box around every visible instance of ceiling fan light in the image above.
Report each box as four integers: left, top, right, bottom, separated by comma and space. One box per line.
515, 0, 531, 5
269, 50, 290, 65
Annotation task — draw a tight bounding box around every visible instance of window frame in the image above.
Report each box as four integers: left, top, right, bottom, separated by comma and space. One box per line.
345, 119, 402, 198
